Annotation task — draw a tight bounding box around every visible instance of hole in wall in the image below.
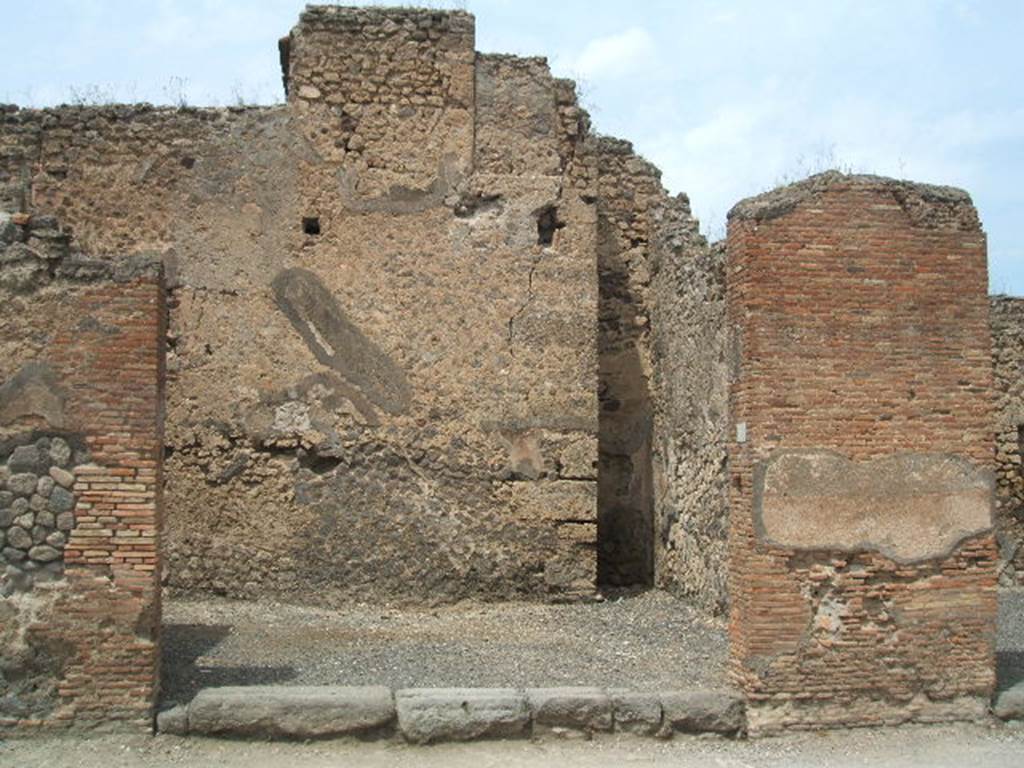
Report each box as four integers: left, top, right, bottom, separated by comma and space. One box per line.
536, 205, 564, 246
302, 217, 321, 236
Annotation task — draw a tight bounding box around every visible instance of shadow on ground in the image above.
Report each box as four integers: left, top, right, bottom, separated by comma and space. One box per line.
161, 623, 296, 705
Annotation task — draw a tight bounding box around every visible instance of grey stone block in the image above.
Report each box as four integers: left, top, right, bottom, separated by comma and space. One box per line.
609, 689, 663, 735
8, 474, 38, 496
9, 446, 46, 474
49, 486, 75, 513
28, 544, 60, 562
660, 690, 745, 736
527, 687, 612, 737
6, 526, 31, 550
187, 685, 395, 739
0, 211, 14, 244
156, 704, 189, 735
396, 688, 529, 744
49, 438, 71, 467
994, 682, 1024, 721
36, 476, 54, 497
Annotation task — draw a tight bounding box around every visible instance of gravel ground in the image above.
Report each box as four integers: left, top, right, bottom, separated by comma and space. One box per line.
160, 586, 1024, 707
161, 589, 728, 705
4, 722, 1024, 768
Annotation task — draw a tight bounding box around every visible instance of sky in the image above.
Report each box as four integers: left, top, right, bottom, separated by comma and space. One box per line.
3, 0, 1022, 293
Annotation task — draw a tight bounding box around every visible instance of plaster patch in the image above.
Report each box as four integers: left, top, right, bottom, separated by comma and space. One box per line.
0, 363, 66, 429
754, 450, 992, 563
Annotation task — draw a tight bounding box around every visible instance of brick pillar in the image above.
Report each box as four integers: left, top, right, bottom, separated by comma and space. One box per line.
1, 239, 164, 731
725, 173, 997, 732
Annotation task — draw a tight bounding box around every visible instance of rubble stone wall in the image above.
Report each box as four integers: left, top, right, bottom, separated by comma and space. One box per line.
991, 296, 1024, 585
725, 173, 997, 732
0, 214, 164, 731
650, 231, 730, 615
0, 6, 599, 606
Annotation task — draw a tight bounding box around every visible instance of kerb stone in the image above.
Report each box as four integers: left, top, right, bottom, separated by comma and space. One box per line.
396, 688, 529, 744
660, 690, 745, 736
609, 689, 663, 735
527, 687, 612, 737
994, 682, 1024, 721
187, 685, 395, 739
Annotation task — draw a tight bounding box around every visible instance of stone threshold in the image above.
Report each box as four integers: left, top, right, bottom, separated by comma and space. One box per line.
156, 685, 746, 743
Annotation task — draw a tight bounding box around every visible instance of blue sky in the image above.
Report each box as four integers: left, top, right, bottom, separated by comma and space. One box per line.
4, 0, 1022, 293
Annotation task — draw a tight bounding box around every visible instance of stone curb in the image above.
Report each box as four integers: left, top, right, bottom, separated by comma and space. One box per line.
993, 681, 1024, 721
157, 685, 747, 742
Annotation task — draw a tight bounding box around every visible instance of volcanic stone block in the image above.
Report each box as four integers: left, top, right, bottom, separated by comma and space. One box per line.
396, 688, 530, 744
8, 473, 38, 496
156, 704, 189, 735
188, 686, 395, 739
994, 682, 1024, 721
48, 486, 74, 513
660, 690, 745, 736
609, 689, 663, 735
527, 687, 613, 736
8, 445, 47, 473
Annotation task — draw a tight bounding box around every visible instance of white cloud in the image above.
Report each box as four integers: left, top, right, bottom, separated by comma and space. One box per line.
572, 27, 655, 80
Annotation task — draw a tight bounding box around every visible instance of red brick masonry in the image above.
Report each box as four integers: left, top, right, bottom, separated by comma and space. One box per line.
726, 173, 997, 732
1, 254, 164, 732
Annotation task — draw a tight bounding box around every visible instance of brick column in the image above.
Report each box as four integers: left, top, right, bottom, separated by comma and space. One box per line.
1, 239, 164, 731
725, 173, 997, 732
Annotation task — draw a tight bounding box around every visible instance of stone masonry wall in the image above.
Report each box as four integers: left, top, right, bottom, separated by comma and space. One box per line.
726, 172, 997, 732
592, 137, 658, 587
650, 231, 730, 615
0, 7, 599, 606
991, 296, 1024, 585
590, 135, 731, 608
0, 213, 164, 731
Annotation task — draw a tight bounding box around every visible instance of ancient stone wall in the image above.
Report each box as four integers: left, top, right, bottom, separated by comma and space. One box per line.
592, 138, 658, 588
0, 213, 164, 730
0, 7, 599, 606
726, 172, 997, 732
649, 229, 730, 615
991, 296, 1024, 585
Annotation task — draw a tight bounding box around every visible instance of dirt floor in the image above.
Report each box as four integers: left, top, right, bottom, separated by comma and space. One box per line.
3, 722, 1024, 768
160, 588, 729, 705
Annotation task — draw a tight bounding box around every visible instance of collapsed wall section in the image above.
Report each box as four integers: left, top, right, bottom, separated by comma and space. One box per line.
0, 214, 164, 730
726, 172, 997, 732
